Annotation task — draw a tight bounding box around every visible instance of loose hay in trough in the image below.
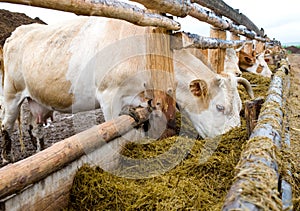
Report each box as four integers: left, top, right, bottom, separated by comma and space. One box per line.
67, 72, 272, 210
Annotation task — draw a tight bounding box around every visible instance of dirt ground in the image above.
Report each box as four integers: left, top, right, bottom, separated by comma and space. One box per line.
0, 103, 105, 167
286, 54, 300, 209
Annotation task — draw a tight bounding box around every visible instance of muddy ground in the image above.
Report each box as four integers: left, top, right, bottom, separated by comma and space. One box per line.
286, 54, 300, 209
0, 103, 105, 167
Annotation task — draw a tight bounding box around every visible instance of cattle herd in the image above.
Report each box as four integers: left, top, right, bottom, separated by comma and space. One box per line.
0, 13, 287, 169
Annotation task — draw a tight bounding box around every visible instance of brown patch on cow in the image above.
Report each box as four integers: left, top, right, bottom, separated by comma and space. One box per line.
256, 65, 263, 73
140, 89, 176, 122
239, 51, 256, 69
23, 26, 80, 109
139, 89, 177, 138
3, 20, 87, 110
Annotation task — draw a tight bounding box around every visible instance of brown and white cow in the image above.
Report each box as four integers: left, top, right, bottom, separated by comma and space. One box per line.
264, 45, 288, 67
237, 40, 272, 78
1, 17, 253, 164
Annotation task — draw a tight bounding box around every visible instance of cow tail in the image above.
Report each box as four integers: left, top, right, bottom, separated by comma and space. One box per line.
0, 46, 4, 89
18, 110, 25, 152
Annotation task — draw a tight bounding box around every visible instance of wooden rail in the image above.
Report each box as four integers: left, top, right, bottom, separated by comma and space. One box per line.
171, 32, 251, 50
0, 0, 275, 42
0, 107, 150, 200
131, 0, 267, 41
0, 0, 181, 30
191, 0, 263, 36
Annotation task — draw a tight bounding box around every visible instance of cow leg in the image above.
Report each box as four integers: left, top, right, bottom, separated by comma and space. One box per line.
28, 113, 45, 152
28, 125, 37, 148
1, 130, 12, 164
31, 124, 44, 152
1, 97, 22, 164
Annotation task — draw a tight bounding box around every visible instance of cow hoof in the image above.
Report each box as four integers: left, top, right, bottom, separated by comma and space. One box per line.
2, 158, 10, 165
1, 152, 13, 165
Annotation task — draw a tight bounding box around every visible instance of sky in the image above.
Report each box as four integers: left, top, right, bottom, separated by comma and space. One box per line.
0, 0, 299, 44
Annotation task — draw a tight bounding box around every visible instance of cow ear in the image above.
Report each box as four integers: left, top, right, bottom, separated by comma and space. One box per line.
244, 56, 253, 64
189, 79, 208, 98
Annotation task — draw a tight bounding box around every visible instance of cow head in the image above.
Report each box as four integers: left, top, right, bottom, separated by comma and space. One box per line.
174, 50, 253, 138
184, 73, 254, 138
264, 47, 288, 67
224, 48, 242, 77
239, 50, 272, 78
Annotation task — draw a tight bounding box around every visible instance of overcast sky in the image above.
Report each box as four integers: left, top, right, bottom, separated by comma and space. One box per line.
0, 0, 299, 44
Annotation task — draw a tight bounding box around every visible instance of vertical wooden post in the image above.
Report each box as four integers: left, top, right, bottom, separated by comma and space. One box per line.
255, 41, 265, 54
145, 16, 176, 137
208, 27, 226, 74
230, 33, 240, 41
243, 37, 253, 55
230, 33, 240, 57
200, 49, 208, 60
245, 97, 264, 137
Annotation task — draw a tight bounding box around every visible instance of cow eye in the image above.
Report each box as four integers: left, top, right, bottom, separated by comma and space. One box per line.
216, 104, 225, 113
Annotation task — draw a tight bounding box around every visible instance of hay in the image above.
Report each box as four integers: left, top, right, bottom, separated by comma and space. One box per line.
68, 123, 248, 211
67, 71, 277, 210
238, 72, 270, 106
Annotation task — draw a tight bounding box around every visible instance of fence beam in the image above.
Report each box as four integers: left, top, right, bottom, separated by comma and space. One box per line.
171, 32, 249, 50
0, 0, 181, 30
208, 27, 226, 73
191, 0, 263, 36
132, 0, 265, 41
130, 0, 191, 17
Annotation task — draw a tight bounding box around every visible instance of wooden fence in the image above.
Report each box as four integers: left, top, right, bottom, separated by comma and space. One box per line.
0, 0, 288, 210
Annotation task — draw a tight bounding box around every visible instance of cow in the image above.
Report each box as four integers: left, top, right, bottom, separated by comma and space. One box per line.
186, 46, 271, 78
264, 46, 289, 67
238, 42, 272, 78
1, 17, 253, 165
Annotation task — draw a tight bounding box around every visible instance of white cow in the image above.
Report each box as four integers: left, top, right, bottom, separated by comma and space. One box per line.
1, 17, 253, 164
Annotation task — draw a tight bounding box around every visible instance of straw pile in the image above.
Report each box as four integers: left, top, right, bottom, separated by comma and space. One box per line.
67, 72, 271, 210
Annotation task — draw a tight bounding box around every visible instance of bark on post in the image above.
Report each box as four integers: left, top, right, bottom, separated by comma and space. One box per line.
208, 27, 226, 74
230, 33, 240, 57
243, 37, 253, 55
255, 40, 266, 54
146, 14, 176, 136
